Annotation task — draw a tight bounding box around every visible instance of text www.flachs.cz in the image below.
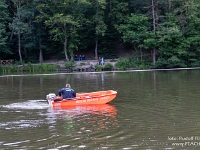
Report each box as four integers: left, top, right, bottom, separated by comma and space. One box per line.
172, 142, 200, 147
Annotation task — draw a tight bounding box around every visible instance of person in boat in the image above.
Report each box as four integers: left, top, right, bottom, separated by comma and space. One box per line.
58, 84, 76, 99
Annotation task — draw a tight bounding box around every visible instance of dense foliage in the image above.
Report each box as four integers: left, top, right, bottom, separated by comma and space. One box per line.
1, 0, 200, 68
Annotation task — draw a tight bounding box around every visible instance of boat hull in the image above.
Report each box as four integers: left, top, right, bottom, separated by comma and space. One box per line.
46, 90, 117, 107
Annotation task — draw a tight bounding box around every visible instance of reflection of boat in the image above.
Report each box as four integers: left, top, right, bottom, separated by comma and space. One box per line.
46, 90, 117, 107
50, 104, 117, 117
47, 104, 118, 133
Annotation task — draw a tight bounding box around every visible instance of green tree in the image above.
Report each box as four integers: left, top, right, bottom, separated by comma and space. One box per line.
0, 0, 10, 59
118, 13, 151, 60
182, 1, 200, 66
86, 0, 107, 59
9, 0, 30, 62
104, 0, 129, 58
36, 0, 89, 61
155, 13, 187, 68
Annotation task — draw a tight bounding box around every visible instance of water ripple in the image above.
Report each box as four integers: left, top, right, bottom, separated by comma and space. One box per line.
2, 100, 49, 110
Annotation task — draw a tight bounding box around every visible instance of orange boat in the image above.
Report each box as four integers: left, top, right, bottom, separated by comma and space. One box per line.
46, 90, 117, 107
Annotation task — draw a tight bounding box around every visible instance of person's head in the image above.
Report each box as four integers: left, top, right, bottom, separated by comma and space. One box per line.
66, 84, 71, 88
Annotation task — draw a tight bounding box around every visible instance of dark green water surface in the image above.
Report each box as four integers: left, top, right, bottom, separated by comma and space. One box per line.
0, 70, 200, 149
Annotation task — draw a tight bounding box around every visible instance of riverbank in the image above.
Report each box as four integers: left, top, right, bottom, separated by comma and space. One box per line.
0, 59, 118, 74
43, 59, 118, 71
1, 58, 200, 74
1, 65, 200, 76
44, 59, 117, 67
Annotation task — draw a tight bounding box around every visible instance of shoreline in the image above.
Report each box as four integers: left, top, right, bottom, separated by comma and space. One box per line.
1, 58, 200, 76
1, 67, 200, 77
44, 59, 117, 68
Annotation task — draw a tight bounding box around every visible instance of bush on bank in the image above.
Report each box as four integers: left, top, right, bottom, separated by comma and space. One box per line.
94, 63, 114, 71
104, 63, 114, 70
115, 57, 152, 70
0, 63, 61, 73
65, 61, 75, 68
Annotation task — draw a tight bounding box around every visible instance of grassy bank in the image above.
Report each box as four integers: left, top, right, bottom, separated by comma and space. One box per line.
0, 57, 159, 74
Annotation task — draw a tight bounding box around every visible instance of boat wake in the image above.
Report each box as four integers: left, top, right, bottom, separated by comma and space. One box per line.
1, 100, 49, 110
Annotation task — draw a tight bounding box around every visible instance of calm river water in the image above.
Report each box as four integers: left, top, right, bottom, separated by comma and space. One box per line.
0, 69, 200, 149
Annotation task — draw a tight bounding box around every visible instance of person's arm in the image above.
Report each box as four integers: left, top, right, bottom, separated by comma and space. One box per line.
58, 89, 62, 96
72, 90, 76, 97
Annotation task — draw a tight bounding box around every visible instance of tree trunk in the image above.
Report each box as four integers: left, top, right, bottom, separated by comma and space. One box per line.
17, 0, 23, 63
152, 0, 156, 31
18, 33, 23, 62
152, 0, 156, 65
140, 48, 143, 61
95, 39, 98, 60
39, 40, 43, 63
94, 0, 99, 60
9, 29, 14, 41
110, 0, 112, 11
64, 26, 69, 61
168, 0, 171, 11
153, 47, 156, 64
64, 37, 69, 61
